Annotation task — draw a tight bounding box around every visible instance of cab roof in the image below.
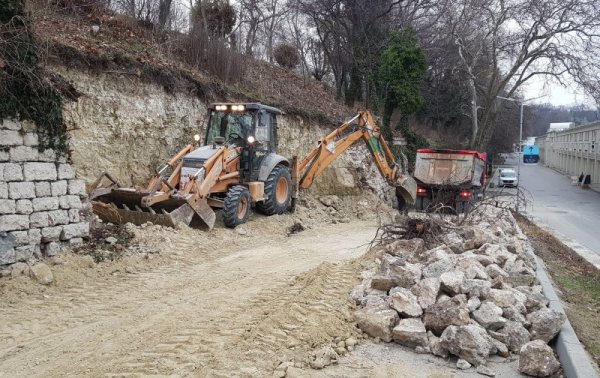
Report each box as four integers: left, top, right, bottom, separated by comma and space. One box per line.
208, 102, 284, 115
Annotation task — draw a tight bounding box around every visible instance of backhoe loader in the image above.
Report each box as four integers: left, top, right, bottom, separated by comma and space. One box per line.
90, 103, 417, 229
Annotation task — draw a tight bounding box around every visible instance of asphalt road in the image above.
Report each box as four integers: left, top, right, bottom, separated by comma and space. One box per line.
501, 154, 600, 256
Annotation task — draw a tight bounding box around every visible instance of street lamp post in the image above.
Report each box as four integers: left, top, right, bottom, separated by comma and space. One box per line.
497, 95, 546, 212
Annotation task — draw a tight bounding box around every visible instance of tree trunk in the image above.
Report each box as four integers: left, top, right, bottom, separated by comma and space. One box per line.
382, 94, 395, 142
467, 75, 478, 149
158, 0, 173, 28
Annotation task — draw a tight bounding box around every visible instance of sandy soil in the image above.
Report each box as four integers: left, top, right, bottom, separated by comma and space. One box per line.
0, 197, 528, 378
0, 206, 382, 377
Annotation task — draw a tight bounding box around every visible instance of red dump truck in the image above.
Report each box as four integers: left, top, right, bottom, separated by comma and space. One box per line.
413, 149, 487, 213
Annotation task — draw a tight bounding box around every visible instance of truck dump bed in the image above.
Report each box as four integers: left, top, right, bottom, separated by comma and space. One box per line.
414, 149, 486, 187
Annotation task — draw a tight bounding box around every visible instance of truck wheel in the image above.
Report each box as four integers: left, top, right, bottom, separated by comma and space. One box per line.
223, 185, 251, 228
256, 165, 292, 215
423, 198, 431, 212
416, 197, 423, 211
456, 201, 471, 214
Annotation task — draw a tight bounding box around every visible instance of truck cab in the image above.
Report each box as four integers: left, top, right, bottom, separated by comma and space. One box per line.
181, 103, 288, 188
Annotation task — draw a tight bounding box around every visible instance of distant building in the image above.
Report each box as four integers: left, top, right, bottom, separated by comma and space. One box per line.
548, 122, 574, 132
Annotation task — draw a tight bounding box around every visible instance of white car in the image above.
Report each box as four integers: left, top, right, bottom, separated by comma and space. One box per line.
498, 169, 518, 187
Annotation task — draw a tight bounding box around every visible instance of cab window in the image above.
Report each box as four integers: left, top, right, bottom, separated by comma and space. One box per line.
206, 111, 253, 145
256, 112, 271, 143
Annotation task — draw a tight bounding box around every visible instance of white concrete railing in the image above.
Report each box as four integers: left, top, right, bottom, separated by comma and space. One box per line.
536, 121, 600, 185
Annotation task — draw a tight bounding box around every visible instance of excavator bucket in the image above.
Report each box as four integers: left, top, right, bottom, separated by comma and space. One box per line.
91, 187, 216, 229
394, 175, 418, 206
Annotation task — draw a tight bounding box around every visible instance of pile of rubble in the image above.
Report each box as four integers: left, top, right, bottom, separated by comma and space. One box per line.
351, 206, 565, 377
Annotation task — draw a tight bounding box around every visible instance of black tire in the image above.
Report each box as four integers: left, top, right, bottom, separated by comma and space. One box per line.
456, 200, 471, 214
256, 165, 292, 215
223, 185, 251, 228
415, 197, 424, 211
415, 197, 431, 212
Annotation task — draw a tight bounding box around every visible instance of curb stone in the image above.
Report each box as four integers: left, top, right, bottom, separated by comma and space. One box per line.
535, 256, 599, 378
512, 214, 599, 378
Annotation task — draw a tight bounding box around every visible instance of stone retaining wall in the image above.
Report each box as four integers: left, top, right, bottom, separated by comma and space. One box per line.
0, 119, 90, 266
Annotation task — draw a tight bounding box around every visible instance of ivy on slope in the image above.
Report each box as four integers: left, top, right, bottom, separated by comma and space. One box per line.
0, 0, 69, 154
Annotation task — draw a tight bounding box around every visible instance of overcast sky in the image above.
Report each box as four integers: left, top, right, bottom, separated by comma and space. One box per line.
523, 75, 596, 107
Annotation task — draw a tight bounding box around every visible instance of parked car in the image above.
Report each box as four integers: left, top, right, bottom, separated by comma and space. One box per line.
498, 168, 518, 187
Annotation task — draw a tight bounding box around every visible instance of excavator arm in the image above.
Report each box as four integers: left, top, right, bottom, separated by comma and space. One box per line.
295, 111, 417, 205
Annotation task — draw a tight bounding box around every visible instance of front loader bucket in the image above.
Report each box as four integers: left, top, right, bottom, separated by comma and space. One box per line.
91, 188, 216, 229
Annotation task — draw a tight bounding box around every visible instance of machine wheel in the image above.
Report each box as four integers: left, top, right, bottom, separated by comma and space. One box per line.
256, 165, 292, 215
223, 185, 251, 228
456, 200, 471, 214
415, 197, 424, 211
416, 197, 431, 212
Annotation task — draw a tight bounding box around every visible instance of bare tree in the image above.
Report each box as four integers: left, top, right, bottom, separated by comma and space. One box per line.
237, 0, 285, 57
157, 0, 173, 28
438, 0, 600, 149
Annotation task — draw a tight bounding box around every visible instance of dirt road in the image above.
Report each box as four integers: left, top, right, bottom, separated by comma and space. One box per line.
0, 217, 378, 377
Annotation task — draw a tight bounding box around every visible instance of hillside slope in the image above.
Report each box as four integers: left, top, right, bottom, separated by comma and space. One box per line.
33, 6, 351, 124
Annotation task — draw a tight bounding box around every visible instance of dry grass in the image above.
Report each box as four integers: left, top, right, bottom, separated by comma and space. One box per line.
30, 4, 350, 126
515, 214, 600, 366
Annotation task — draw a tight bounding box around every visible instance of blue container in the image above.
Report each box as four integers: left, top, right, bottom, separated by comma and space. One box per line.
523, 145, 539, 163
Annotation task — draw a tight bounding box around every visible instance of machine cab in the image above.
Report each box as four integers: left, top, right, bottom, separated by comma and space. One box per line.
205, 103, 283, 153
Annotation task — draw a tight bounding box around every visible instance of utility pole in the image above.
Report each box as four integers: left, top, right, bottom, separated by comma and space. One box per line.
497, 95, 546, 212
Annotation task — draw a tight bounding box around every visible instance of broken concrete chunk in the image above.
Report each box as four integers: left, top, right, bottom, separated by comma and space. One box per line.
387, 262, 422, 288
467, 296, 481, 312
350, 284, 367, 305
374, 256, 422, 289
486, 264, 509, 279
440, 324, 495, 366
371, 274, 396, 292
498, 321, 530, 353
427, 331, 448, 358
388, 287, 422, 317
392, 318, 428, 349
503, 303, 527, 322
354, 307, 399, 343
410, 277, 440, 310
439, 270, 465, 295
423, 296, 470, 336
518, 340, 560, 377
455, 257, 489, 280
360, 294, 388, 309
515, 286, 549, 312
421, 257, 454, 278
527, 308, 566, 343
472, 301, 506, 331
488, 288, 517, 308
460, 279, 491, 299
491, 338, 510, 358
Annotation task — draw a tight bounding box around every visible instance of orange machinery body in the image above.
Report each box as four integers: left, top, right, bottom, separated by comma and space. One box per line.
90, 110, 416, 229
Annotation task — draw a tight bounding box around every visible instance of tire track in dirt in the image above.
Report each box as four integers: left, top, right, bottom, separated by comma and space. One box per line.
102, 261, 363, 377
0, 221, 376, 377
